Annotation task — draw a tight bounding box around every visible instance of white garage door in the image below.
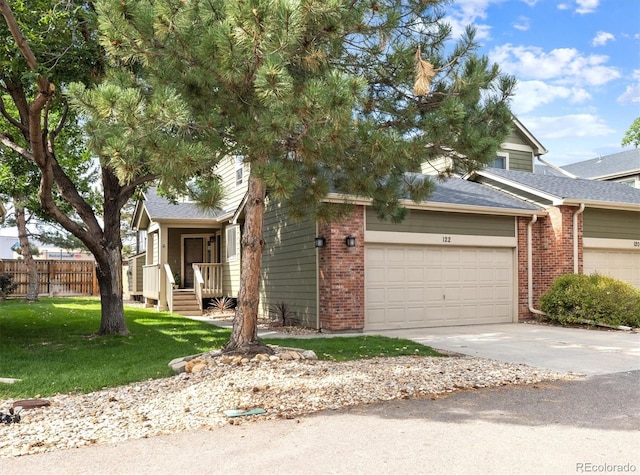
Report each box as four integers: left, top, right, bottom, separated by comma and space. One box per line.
365, 245, 514, 330
584, 249, 640, 288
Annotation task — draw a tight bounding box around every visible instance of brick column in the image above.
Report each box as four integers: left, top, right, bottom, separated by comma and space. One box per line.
517, 206, 583, 320
317, 206, 365, 332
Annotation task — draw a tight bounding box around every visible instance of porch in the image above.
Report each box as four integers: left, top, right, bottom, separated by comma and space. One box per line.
142, 263, 224, 315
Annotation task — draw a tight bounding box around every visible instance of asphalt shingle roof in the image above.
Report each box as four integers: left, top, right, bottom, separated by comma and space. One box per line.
561, 149, 640, 179
143, 187, 226, 221
425, 177, 540, 211
480, 168, 640, 205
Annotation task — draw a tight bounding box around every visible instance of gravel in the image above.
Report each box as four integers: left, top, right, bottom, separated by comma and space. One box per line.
0, 352, 576, 458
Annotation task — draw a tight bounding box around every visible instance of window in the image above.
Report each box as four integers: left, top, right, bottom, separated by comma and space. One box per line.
150, 233, 159, 264
235, 155, 244, 186
226, 225, 239, 261
488, 153, 508, 169
137, 230, 147, 253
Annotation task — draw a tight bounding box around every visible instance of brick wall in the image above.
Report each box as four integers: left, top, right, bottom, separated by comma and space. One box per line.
517, 206, 583, 320
317, 206, 365, 331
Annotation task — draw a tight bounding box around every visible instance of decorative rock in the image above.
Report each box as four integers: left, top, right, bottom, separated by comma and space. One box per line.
301, 350, 318, 360
12, 399, 51, 410
189, 363, 207, 374
279, 352, 294, 361
184, 359, 206, 373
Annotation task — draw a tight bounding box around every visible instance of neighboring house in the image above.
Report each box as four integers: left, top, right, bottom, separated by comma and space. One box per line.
536, 149, 640, 188
130, 154, 249, 315
561, 149, 640, 188
132, 119, 640, 330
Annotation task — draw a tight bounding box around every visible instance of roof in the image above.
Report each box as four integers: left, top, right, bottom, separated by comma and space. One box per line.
425, 177, 540, 211
561, 149, 640, 180
511, 117, 548, 156
132, 187, 226, 229
473, 168, 640, 209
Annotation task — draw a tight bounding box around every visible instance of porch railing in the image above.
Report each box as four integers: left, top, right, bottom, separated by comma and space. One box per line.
164, 263, 175, 311
193, 263, 223, 310
142, 264, 160, 300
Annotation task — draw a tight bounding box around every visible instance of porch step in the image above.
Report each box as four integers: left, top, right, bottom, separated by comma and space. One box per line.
172, 290, 202, 316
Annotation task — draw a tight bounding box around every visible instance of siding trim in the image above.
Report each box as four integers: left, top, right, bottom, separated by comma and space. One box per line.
365, 231, 517, 248
584, 238, 640, 250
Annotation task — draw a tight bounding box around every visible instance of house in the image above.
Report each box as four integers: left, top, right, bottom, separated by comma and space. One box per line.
131, 119, 640, 330
560, 149, 640, 188
129, 155, 249, 315
536, 149, 640, 188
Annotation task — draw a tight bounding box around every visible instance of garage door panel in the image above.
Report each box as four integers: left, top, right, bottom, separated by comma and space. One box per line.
584, 249, 640, 288
365, 244, 514, 330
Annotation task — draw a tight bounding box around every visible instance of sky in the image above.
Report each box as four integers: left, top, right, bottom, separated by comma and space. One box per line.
444, 0, 640, 166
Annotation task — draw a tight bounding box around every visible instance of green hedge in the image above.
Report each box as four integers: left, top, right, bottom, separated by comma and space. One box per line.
539, 274, 640, 328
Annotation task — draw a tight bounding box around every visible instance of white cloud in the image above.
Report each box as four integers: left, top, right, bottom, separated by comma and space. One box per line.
575, 0, 599, 14
511, 81, 591, 114
520, 0, 539, 6
557, 3, 571, 11
522, 114, 614, 140
617, 69, 640, 104
592, 31, 615, 47
445, 0, 504, 40
490, 44, 620, 87
513, 16, 530, 31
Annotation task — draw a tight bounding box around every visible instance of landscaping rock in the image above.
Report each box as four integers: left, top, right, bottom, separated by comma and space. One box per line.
0, 357, 576, 458
12, 399, 51, 410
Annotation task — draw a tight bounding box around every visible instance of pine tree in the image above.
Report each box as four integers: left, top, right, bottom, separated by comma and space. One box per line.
96, 0, 516, 353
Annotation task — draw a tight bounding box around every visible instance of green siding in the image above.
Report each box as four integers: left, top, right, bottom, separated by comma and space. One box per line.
366, 209, 515, 237
583, 209, 640, 240
507, 149, 533, 172
260, 199, 318, 328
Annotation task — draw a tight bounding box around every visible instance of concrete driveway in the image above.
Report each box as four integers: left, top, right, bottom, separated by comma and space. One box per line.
371, 323, 640, 376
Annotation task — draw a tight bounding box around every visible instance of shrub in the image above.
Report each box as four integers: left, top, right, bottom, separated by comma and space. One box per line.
0, 273, 17, 301
269, 301, 298, 326
208, 296, 236, 313
539, 274, 640, 328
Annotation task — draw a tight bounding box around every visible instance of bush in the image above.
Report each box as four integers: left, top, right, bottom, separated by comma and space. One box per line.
0, 273, 17, 301
539, 274, 640, 328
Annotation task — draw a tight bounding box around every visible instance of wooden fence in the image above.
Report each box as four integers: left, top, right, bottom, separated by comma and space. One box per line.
0, 259, 99, 297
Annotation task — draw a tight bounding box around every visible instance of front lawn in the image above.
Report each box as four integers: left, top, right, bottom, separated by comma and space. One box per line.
0, 298, 439, 399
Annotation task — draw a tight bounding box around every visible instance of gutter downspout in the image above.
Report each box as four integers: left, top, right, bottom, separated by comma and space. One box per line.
573, 203, 585, 274
527, 214, 546, 316
536, 155, 579, 179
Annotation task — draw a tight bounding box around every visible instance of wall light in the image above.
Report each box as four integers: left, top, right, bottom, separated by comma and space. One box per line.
345, 236, 356, 247
314, 237, 326, 248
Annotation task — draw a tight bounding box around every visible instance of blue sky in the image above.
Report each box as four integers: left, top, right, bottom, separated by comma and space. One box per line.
444, 0, 640, 166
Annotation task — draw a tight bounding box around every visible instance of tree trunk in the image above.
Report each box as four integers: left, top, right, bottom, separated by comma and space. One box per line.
223, 169, 273, 356
15, 202, 38, 302
96, 246, 128, 335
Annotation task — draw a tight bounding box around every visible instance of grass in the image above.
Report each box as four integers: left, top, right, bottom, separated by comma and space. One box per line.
264, 336, 441, 361
0, 298, 440, 399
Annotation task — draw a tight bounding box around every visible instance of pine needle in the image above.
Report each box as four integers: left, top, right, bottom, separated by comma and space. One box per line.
413, 45, 435, 97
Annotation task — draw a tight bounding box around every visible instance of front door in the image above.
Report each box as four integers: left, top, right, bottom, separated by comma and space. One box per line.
183, 237, 204, 288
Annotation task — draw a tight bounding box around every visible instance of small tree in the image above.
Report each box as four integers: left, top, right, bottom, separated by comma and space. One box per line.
621, 117, 640, 148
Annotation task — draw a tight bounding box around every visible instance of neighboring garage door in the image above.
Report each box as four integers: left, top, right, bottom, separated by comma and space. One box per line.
584, 249, 640, 288
365, 245, 514, 330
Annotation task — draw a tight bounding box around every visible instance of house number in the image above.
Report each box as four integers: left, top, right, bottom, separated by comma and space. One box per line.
442, 236, 452, 243
634, 241, 640, 247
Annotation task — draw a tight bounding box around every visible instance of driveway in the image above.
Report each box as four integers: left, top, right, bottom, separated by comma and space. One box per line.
371, 323, 640, 376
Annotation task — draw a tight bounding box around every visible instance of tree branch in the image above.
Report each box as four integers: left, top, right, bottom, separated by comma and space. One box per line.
0, 132, 34, 159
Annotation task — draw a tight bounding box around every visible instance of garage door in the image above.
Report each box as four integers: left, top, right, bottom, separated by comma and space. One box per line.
365, 245, 514, 330
584, 249, 640, 288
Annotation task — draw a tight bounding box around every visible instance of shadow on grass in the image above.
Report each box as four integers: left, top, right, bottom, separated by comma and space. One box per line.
0, 298, 230, 399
